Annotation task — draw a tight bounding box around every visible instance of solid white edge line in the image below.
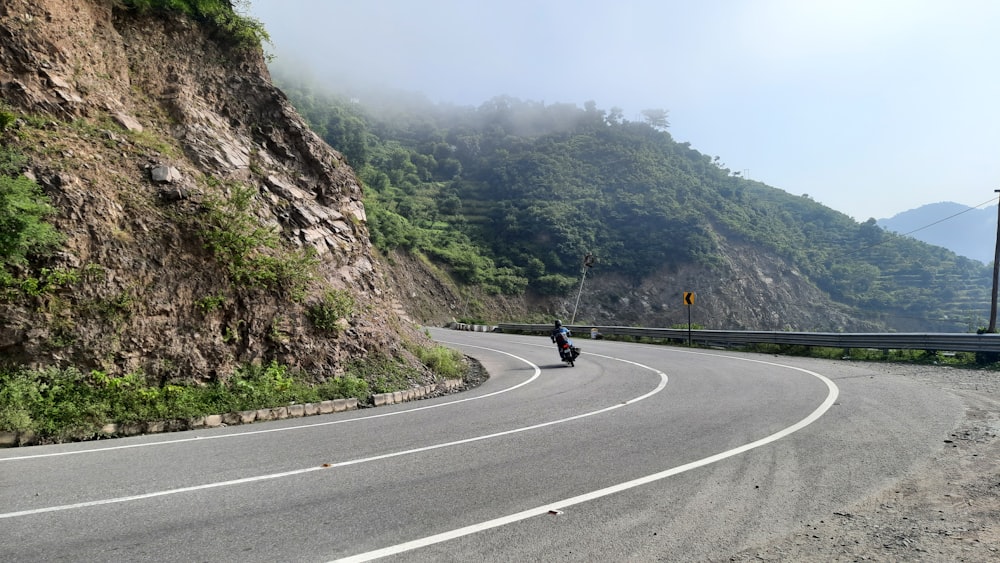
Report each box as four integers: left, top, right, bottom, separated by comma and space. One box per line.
0, 342, 540, 463
0, 350, 669, 520
330, 358, 838, 563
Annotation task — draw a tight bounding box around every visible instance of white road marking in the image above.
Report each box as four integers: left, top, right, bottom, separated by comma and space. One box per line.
0, 349, 668, 520
331, 354, 839, 563
0, 343, 539, 463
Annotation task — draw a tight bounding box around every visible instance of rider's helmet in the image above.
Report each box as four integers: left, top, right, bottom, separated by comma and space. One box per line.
554, 319, 562, 328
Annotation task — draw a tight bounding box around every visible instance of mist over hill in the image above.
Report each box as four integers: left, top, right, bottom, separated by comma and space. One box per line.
273, 71, 995, 333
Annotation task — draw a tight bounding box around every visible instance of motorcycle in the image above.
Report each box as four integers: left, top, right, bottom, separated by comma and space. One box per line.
557, 341, 581, 366
552, 322, 581, 366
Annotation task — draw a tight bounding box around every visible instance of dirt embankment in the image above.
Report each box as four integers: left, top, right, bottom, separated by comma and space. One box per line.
725, 363, 1000, 562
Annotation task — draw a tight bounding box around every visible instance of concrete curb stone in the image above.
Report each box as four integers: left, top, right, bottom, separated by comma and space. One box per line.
2, 379, 462, 447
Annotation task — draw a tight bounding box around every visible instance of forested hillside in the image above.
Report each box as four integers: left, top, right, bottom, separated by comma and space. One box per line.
275, 73, 993, 332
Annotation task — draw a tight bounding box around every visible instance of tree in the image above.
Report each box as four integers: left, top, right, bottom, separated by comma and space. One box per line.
640, 108, 670, 130
606, 106, 624, 125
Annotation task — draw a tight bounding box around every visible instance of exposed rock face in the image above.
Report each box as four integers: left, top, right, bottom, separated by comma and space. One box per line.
384, 238, 880, 332
0, 0, 430, 383
565, 237, 882, 331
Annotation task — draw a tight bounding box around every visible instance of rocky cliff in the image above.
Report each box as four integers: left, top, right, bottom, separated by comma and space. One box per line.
388, 237, 880, 332
565, 236, 881, 331
0, 0, 435, 384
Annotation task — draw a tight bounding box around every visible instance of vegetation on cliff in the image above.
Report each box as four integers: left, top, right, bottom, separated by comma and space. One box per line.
0, 97, 469, 443
0, 1, 470, 443
0, 108, 69, 298
117, 0, 269, 48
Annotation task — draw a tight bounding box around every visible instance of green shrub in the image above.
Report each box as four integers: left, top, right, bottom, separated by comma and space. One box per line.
1, 267, 79, 300
226, 360, 299, 409
533, 273, 577, 296
425, 241, 493, 285
0, 109, 15, 131
307, 289, 355, 333
0, 366, 102, 440
0, 144, 27, 175
0, 369, 42, 432
0, 175, 62, 267
118, 0, 270, 49
316, 375, 369, 400
196, 293, 226, 314
483, 267, 528, 295
415, 345, 464, 379
345, 355, 421, 394
199, 183, 318, 299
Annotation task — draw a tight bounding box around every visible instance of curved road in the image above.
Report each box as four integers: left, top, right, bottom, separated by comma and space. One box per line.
0, 328, 962, 561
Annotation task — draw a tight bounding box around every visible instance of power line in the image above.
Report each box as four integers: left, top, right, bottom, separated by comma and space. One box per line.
893, 197, 998, 239
845, 196, 999, 257
815, 196, 999, 329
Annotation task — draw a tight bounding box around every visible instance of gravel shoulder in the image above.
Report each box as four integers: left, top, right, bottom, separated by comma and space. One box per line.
724, 362, 1000, 562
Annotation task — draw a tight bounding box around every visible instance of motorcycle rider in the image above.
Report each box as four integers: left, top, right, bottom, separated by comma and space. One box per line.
551, 320, 574, 359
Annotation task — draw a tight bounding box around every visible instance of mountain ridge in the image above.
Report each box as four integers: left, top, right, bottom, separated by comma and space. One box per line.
878, 201, 997, 264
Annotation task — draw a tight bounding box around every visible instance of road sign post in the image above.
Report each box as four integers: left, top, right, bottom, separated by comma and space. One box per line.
683, 292, 695, 346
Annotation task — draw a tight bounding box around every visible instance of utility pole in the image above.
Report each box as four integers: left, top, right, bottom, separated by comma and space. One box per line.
989, 190, 1000, 332
570, 253, 595, 325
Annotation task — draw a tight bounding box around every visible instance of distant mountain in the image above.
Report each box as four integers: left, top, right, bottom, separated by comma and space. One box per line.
878, 202, 997, 264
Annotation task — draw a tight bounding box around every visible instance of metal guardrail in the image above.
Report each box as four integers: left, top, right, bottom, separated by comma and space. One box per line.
495, 324, 1000, 353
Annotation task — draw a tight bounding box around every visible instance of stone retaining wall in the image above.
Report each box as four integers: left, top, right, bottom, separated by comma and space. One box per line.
447, 322, 498, 332
370, 378, 463, 406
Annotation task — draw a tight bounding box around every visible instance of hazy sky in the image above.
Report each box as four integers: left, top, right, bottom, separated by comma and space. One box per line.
249, 0, 1000, 222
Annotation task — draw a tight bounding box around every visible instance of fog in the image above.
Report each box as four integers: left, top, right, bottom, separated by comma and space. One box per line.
249, 0, 1000, 221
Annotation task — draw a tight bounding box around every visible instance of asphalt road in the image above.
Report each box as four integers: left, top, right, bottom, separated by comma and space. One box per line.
0, 328, 963, 562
